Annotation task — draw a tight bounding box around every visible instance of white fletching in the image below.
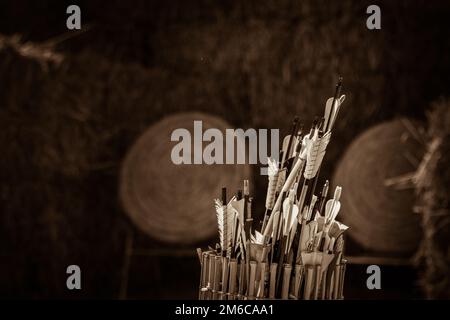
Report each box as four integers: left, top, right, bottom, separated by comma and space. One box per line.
285, 204, 298, 235
215, 199, 233, 254
300, 133, 311, 160
251, 230, 265, 245
267, 157, 279, 176
265, 157, 279, 210
323, 97, 334, 130
304, 130, 330, 179
303, 130, 318, 179
304, 129, 319, 179
324, 196, 341, 230
328, 94, 346, 132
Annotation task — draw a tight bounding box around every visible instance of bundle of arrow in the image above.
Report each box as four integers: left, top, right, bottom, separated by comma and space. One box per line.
197, 79, 348, 300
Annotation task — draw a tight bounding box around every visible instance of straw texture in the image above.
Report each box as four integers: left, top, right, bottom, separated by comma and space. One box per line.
333, 119, 424, 255
120, 112, 251, 243
414, 100, 450, 299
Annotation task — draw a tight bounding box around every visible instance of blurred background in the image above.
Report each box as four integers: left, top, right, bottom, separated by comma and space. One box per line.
0, 0, 449, 299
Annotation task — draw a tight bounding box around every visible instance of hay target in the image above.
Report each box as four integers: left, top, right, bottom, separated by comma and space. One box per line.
120, 112, 251, 244
332, 118, 424, 255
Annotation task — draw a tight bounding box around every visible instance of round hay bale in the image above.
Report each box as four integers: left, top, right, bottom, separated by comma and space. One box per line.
332, 118, 424, 255
120, 112, 251, 244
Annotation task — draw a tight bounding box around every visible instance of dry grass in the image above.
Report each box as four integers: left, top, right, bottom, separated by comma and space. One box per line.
413, 99, 450, 299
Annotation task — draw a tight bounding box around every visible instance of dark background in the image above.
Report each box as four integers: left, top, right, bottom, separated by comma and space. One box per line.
0, 0, 449, 299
